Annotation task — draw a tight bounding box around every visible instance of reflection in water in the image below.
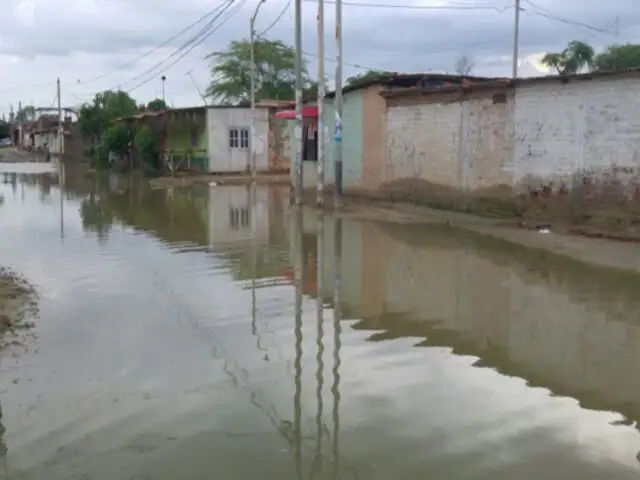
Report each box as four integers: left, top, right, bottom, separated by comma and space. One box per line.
332, 217, 342, 475
0, 401, 6, 476
312, 213, 325, 477
292, 206, 304, 479
3, 168, 640, 477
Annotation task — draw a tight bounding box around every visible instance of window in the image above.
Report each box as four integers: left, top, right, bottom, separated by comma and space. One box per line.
492, 93, 507, 104
229, 128, 249, 149
229, 207, 250, 230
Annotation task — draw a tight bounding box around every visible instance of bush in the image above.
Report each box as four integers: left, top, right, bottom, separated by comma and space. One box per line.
137, 126, 161, 173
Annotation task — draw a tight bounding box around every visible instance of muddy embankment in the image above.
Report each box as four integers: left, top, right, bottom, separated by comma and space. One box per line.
302, 178, 640, 243
0, 267, 38, 351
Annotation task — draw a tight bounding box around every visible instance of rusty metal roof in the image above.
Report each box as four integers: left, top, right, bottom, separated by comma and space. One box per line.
381, 67, 640, 99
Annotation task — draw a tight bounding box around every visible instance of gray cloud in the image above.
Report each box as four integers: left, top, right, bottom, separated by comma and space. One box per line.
1, 0, 640, 116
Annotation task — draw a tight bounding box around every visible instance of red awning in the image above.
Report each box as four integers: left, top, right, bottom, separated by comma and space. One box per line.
274, 106, 318, 119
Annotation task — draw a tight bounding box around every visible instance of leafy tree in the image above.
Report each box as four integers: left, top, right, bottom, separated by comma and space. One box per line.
14, 105, 36, 123
78, 90, 138, 142
593, 43, 640, 71
206, 39, 312, 104
541, 40, 595, 74
101, 123, 131, 157
345, 70, 393, 88
137, 125, 161, 172
146, 99, 168, 111
454, 54, 475, 76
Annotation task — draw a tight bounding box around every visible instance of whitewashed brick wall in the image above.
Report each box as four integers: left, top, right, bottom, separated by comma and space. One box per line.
514, 76, 640, 196
384, 75, 640, 198
385, 93, 513, 191
386, 101, 461, 188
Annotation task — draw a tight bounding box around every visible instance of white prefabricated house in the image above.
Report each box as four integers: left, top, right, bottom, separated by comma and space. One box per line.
206, 106, 270, 173
153, 105, 272, 174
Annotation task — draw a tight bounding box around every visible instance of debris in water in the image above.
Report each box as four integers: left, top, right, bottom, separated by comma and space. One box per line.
0, 267, 39, 351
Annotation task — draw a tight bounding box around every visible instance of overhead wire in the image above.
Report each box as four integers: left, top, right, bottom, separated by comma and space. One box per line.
74, 0, 240, 99
70, 3, 233, 87
118, 0, 236, 92
302, 0, 512, 12
127, 0, 247, 94
256, 0, 292, 37
521, 0, 614, 35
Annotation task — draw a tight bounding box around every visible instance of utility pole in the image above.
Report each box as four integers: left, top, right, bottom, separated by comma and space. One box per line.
294, 0, 303, 205
161, 76, 166, 103
512, 0, 520, 79
316, 0, 325, 207
250, 0, 266, 179
57, 78, 63, 156
186, 70, 207, 105
334, 0, 343, 207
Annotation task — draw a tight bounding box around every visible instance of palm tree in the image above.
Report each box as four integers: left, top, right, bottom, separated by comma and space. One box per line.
542, 40, 595, 75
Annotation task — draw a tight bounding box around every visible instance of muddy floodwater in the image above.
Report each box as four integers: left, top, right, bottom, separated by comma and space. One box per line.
1, 163, 640, 479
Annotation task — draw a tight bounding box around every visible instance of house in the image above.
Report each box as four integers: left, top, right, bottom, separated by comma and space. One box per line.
276, 73, 498, 189
117, 105, 273, 173
29, 114, 71, 155
375, 68, 640, 216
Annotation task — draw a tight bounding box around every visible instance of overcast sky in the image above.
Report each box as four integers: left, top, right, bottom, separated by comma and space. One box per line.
1, 0, 639, 117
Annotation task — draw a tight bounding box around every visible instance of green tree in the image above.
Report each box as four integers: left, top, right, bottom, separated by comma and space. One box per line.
345, 70, 394, 88
206, 39, 312, 104
14, 105, 36, 123
136, 125, 161, 172
541, 40, 595, 74
78, 90, 138, 142
101, 123, 131, 157
593, 43, 640, 71
146, 99, 168, 111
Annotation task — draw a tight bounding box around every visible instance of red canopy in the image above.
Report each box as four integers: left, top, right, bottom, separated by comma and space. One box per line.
274, 106, 318, 119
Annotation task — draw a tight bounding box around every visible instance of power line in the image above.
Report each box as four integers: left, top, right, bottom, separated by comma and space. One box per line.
75, 0, 237, 99
71, 3, 232, 87
521, 1, 614, 35
121, 0, 236, 91
127, 0, 246, 94
302, 0, 512, 11
256, 0, 292, 37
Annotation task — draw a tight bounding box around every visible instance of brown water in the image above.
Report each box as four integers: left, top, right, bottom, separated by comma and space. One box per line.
1, 163, 640, 479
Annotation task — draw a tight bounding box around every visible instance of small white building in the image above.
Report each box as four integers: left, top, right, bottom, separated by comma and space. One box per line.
32, 128, 64, 154
207, 185, 269, 247
206, 106, 270, 173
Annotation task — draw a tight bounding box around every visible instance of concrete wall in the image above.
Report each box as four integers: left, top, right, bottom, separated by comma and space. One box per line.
382, 88, 514, 193
323, 90, 364, 187
206, 107, 269, 173
268, 117, 290, 172
33, 131, 63, 155
378, 74, 640, 211
514, 75, 640, 201
291, 90, 366, 190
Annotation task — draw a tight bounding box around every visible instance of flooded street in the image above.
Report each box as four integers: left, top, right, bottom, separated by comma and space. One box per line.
1, 163, 640, 479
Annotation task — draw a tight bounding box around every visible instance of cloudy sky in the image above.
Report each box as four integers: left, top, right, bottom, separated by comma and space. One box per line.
0, 0, 638, 117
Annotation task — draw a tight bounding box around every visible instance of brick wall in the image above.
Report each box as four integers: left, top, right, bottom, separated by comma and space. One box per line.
268, 116, 290, 172
514, 75, 640, 203
381, 88, 513, 194
375, 74, 640, 219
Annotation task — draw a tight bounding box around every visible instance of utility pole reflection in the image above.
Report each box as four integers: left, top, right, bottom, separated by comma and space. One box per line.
332, 217, 342, 475
311, 212, 325, 477
292, 205, 304, 479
